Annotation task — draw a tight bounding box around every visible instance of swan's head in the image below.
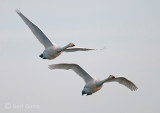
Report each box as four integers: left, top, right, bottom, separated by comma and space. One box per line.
69, 43, 75, 47
109, 75, 115, 79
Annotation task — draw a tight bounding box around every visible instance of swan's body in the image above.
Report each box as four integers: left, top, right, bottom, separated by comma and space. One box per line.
16, 10, 97, 60
49, 63, 138, 96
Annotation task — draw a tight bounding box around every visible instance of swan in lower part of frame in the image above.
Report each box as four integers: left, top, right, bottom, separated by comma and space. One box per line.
49, 63, 138, 96
16, 10, 100, 60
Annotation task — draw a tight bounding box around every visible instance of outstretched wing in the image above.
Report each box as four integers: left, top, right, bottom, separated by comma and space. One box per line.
107, 77, 138, 91
16, 10, 53, 48
63, 47, 105, 52
48, 63, 94, 83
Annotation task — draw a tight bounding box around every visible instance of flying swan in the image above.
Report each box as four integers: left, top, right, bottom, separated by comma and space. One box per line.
49, 63, 138, 96
16, 10, 99, 60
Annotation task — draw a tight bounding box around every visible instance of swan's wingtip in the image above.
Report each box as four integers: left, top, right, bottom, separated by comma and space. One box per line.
95, 46, 106, 51
15, 9, 21, 14
131, 85, 138, 91
48, 65, 53, 70
100, 46, 106, 50
48, 64, 56, 70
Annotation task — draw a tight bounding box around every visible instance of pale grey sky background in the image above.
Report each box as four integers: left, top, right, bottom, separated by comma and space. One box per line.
0, 0, 160, 113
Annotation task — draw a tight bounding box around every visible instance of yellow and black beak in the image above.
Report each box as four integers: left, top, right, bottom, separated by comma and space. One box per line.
70, 43, 75, 47
110, 75, 115, 78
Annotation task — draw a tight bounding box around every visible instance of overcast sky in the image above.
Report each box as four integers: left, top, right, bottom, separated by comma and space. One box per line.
0, 0, 160, 113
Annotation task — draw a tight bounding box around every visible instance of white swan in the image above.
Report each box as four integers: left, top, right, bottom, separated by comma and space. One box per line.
49, 63, 138, 96
16, 10, 98, 60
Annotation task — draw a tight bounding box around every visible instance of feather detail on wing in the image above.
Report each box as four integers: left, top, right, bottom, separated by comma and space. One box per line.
16, 10, 53, 48
63, 47, 105, 52
63, 47, 96, 52
48, 63, 93, 83
106, 77, 138, 91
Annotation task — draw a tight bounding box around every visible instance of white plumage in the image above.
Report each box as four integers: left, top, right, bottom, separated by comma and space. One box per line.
49, 63, 138, 96
16, 10, 99, 60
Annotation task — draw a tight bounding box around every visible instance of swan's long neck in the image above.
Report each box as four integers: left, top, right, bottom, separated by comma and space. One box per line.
58, 44, 71, 52
98, 78, 110, 86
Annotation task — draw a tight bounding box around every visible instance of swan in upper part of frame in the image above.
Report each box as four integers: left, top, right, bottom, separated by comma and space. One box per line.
16, 10, 101, 60
49, 63, 138, 96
